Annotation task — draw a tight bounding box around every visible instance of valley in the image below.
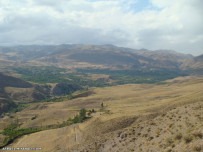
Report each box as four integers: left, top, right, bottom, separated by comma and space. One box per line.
0, 76, 202, 152
0, 44, 202, 152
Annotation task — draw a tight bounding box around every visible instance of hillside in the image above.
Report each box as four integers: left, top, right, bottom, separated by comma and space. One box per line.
0, 76, 202, 151
0, 44, 193, 72
0, 73, 83, 115
0, 73, 32, 89
181, 54, 203, 75
0, 44, 198, 87
0, 73, 33, 115
74, 100, 202, 152
0, 45, 202, 151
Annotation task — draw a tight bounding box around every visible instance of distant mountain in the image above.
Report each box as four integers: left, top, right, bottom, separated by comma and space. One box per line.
181, 54, 203, 75
139, 49, 193, 61
0, 44, 195, 73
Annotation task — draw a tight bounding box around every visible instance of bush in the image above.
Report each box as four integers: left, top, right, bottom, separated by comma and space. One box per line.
72, 115, 81, 123
184, 135, 193, 143
193, 132, 202, 139
2, 122, 41, 147
70, 108, 87, 123
193, 145, 202, 151
174, 132, 182, 140
79, 108, 86, 121
31, 115, 37, 120
88, 109, 96, 116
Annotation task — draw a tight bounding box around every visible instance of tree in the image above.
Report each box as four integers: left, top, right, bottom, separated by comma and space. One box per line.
101, 102, 104, 108
79, 108, 86, 121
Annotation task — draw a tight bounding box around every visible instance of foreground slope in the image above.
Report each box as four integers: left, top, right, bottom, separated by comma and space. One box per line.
75, 100, 202, 152
1, 76, 202, 152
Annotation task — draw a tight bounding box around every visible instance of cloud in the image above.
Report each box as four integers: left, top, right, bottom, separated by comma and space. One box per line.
0, 0, 202, 55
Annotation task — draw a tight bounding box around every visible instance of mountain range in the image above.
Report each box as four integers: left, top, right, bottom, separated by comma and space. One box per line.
0, 44, 201, 73
0, 44, 202, 151
0, 44, 202, 115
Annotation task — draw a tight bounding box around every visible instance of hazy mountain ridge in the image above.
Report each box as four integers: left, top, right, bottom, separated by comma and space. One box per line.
181, 54, 203, 75
0, 44, 198, 73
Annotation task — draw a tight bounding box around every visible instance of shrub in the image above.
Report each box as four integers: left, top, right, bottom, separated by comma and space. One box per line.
72, 115, 81, 123
193, 145, 202, 151
166, 138, 174, 146
71, 108, 87, 123
31, 115, 37, 120
184, 135, 193, 143
9, 115, 14, 118
79, 108, 86, 121
88, 109, 96, 116
193, 132, 202, 139
174, 132, 182, 140
101, 102, 104, 108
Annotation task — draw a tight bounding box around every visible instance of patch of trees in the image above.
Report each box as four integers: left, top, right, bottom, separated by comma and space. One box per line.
7, 66, 186, 87
77, 68, 187, 84
0, 108, 95, 148
52, 83, 83, 96
9, 66, 109, 87
1, 122, 42, 148
70, 108, 87, 123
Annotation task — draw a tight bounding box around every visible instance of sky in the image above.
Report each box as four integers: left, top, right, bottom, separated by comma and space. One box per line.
0, 0, 202, 55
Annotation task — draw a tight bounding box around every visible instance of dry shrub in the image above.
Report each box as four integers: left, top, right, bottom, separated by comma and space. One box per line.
184, 135, 193, 143
174, 132, 182, 140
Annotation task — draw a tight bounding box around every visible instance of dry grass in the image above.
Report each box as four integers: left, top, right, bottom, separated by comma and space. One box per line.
4, 87, 35, 103
0, 76, 202, 152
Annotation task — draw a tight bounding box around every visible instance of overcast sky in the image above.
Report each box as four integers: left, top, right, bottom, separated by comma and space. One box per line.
0, 0, 202, 55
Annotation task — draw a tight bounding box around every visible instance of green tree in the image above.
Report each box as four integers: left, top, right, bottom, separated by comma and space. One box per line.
101, 102, 104, 108
79, 108, 86, 121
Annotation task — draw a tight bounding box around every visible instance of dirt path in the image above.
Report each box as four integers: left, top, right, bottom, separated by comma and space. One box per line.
74, 126, 77, 143
74, 125, 81, 144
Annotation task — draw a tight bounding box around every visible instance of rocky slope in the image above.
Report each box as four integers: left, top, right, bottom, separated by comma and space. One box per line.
74, 101, 202, 152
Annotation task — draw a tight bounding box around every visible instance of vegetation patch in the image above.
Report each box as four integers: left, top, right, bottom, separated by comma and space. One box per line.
69, 108, 88, 123
42, 89, 91, 102
9, 66, 110, 87
1, 122, 42, 148
0, 108, 91, 148
77, 68, 187, 84
8, 103, 32, 113
184, 135, 193, 143
9, 66, 187, 87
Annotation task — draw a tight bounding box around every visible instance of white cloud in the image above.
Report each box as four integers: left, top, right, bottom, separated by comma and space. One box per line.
0, 0, 202, 55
